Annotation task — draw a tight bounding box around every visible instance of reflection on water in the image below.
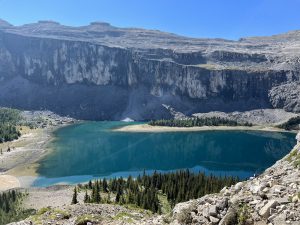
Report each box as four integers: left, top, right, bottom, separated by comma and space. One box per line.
35, 122, 296, 186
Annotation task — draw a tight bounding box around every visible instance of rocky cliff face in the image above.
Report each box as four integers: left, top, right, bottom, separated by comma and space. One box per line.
0, 19, 299, 120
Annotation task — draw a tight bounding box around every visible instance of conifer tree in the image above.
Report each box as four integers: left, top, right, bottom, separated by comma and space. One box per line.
71, 187, 78, 204
84, 190, 89, 203
103, 178, 108, 192
91, 180, 101, 203
88, 180, 93, 189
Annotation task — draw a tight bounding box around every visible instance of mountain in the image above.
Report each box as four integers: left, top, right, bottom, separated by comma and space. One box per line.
0, 19, 299, 120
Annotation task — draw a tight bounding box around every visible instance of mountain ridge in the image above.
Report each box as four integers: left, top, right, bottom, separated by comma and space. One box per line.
0, 19, 299, 120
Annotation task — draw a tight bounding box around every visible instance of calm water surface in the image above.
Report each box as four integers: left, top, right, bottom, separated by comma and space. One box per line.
32, 122, 296, 186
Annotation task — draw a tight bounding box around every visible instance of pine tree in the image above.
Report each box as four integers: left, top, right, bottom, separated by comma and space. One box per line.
95, 186, 101, 203
91, 180, 101, 203
70, 170, 238, 213
71, 187, 78, 204
103, 178, 108, 192
88, 180, 93, 189
84, 190, 89, 203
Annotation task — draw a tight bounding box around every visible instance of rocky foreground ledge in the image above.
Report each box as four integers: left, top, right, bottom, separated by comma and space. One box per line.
8, 133, 300, 225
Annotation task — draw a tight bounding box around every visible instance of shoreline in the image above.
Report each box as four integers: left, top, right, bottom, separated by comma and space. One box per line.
0, 121, 296, 191
0, 121, 74, 191
114, 123, 296, 133
0, 126, 55, 191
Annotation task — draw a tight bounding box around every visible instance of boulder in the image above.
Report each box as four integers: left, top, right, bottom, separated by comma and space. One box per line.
209, 205, 218, 217
209, 216, 220, 224
216, 198, 229, 210
234, 182, 244, 192
219, 207, 237, 225
259, 200, 278, 218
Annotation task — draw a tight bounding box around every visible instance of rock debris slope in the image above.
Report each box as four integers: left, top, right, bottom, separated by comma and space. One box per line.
0, 19, 300, 120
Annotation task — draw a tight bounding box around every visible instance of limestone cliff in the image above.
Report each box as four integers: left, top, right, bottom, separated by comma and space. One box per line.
0, 20, 300, 120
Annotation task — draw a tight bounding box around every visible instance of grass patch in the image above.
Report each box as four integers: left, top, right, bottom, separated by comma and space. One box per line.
113, 212, 137, 223
158, 193, 172, 214
237, 204, 251, 225
29, 208, 70, 224
286, 148, 300, 167
75, 214, 103, 225
286, 149, 298, 162
37, 207, 51, 215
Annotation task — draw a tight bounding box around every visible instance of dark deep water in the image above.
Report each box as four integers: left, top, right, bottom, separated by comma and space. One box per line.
32, 122, 296, 187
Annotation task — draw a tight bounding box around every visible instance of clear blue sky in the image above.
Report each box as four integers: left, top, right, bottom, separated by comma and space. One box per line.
0, 0, 300, 40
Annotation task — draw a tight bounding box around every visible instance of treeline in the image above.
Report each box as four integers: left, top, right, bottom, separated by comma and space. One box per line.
0, 108, 22, 143
0, 190, 34, 225
0, 108, 21, 124
278, 116, 300, 130
0, 124, 21, 143
74, 170, 239, 213
149, 117, 253, 127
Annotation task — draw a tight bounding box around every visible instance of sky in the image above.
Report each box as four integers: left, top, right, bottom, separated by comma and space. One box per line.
0, 0, 300, 40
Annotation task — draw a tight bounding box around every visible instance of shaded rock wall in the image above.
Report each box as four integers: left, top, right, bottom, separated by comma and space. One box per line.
0, 23, 299, 120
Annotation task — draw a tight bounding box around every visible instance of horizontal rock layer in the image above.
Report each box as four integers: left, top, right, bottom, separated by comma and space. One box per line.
0, 20, 300, 119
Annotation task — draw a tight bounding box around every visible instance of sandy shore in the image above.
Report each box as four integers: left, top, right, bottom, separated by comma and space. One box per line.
114, 123, 292, 133
0, 175, 21, 191
0, 126, 58, 191
0, 127, 53, 173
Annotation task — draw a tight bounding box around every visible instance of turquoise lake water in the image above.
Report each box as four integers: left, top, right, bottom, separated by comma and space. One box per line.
33, 122, 296, 187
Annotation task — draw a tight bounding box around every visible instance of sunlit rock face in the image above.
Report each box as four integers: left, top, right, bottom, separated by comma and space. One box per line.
0, 20, 299, 120
296, 132, 300, 145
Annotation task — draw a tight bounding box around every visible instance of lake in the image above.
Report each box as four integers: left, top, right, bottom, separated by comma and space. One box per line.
33, 122, 296, 187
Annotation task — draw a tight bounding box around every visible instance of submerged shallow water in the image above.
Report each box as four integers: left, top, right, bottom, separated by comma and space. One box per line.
32, 122, 296, 187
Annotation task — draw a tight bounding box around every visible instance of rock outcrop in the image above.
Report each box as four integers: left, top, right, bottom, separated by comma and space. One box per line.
269, 82, 300, 113
0, 20, 300, 120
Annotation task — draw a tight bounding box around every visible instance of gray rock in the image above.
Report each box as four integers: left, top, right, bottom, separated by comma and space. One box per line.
269, 82, 300, 113
209, 205, 218, 217
209, 216, 220, 224
216, 198, 228, 210
219, 207, 237, 225
259, 200, 278, 218
234, 182, 244, 192
272, 185, 286, 193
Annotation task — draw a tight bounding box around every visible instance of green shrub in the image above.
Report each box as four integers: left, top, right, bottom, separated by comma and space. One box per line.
277, 116, 300, 130
177, 207, 193, 224
237, 204, 251, 225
